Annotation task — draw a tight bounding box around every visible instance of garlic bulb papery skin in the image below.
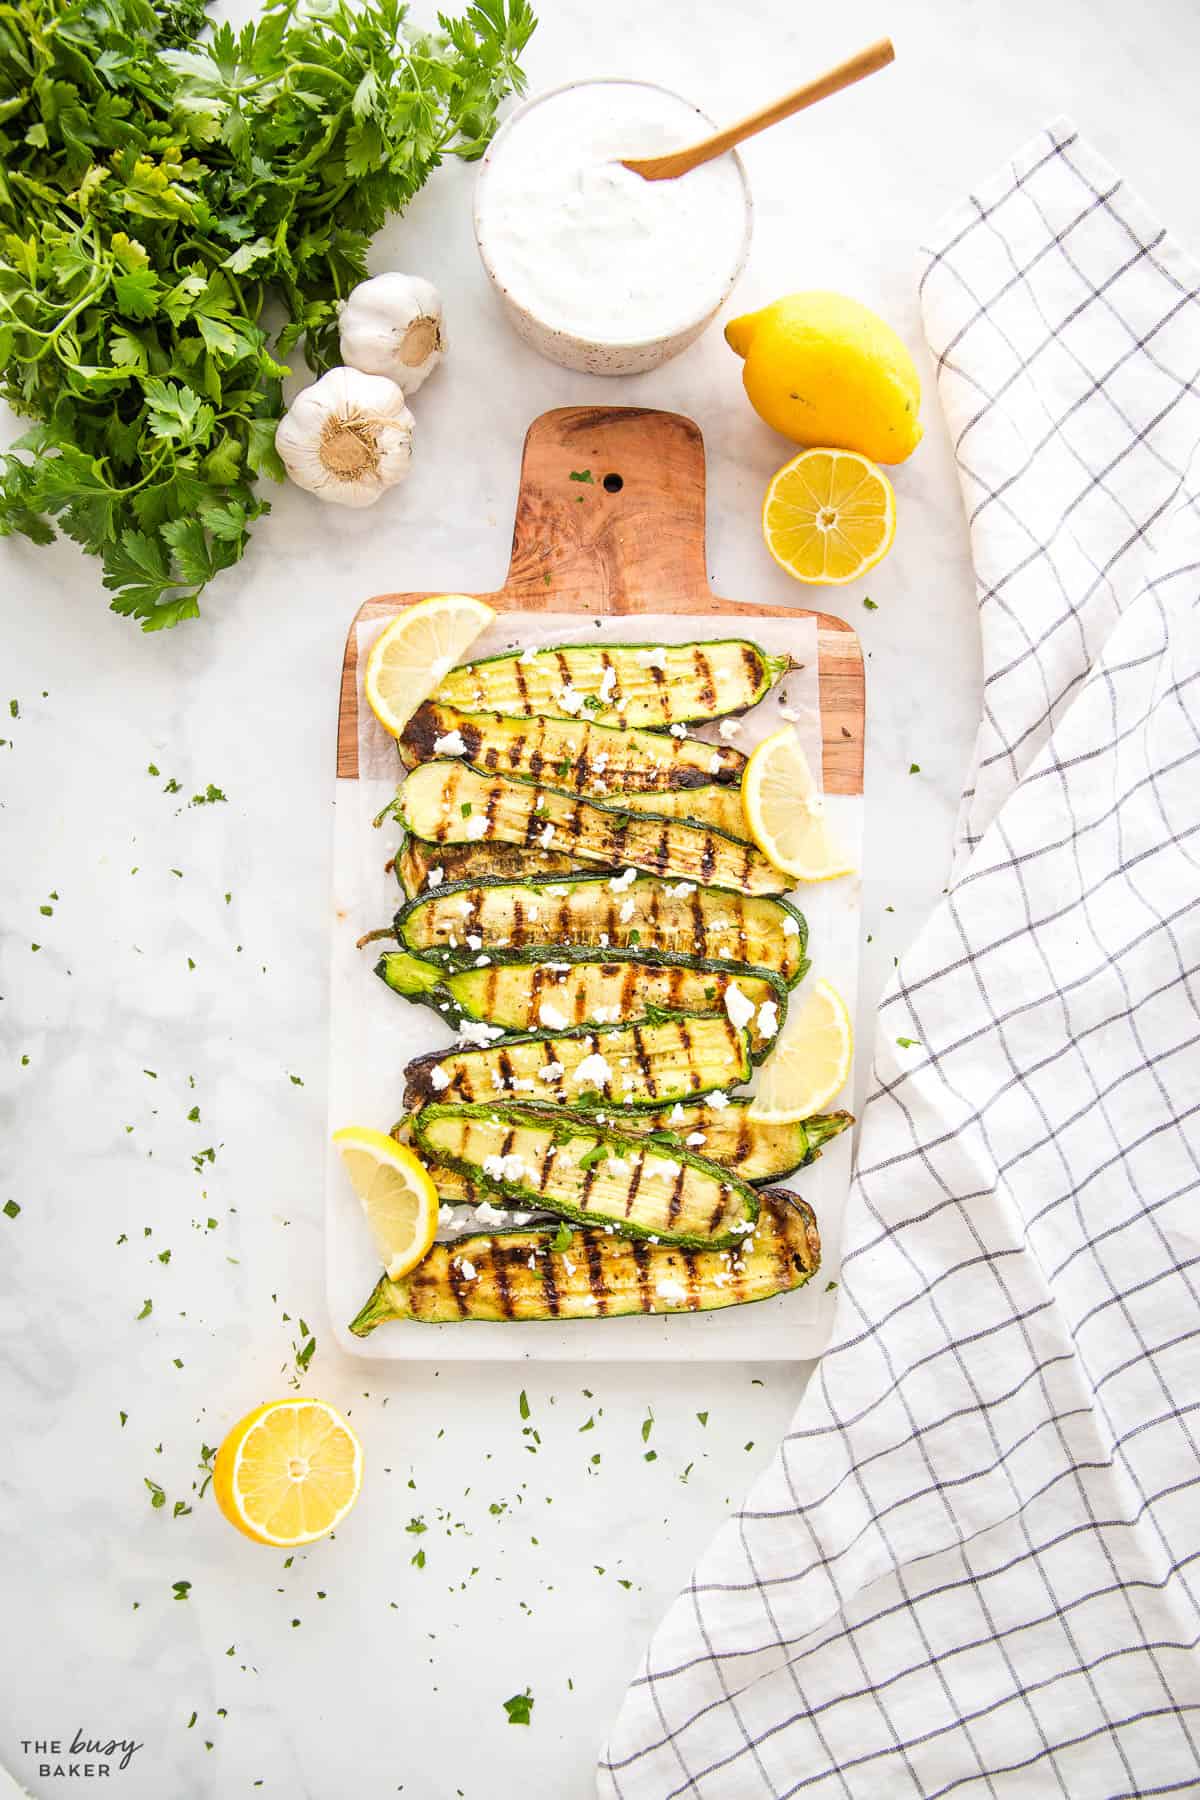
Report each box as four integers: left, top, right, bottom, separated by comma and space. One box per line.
338, 273, 445, 395
274, 366, 414, 508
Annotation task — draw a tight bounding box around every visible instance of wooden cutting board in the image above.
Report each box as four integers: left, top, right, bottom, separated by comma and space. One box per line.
337, 405, 864, 789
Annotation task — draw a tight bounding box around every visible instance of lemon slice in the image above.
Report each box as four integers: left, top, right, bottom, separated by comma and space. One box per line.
742, 726, 855, 882
364, 593, 494, 736
748, 978, 853, 1122
213, 1399, 363, 1547
763, 448, 895, 585
333, 1126, 439, 1278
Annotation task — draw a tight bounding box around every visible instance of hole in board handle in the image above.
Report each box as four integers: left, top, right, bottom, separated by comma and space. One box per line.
603, 473, 623, 494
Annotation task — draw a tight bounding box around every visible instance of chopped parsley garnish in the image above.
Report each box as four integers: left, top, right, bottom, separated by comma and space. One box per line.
503, 1689, 534, 1725
3, 1200, 20, 1220
863, 597, 878, 610
568, 470, 594, 484
896, 1036, 921, 1049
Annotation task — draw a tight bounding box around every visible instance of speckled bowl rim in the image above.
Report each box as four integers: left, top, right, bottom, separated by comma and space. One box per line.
473, 76, 754, 354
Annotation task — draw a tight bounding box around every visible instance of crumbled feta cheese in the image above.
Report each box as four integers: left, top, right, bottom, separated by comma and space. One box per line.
465, 814, 488, 841
432, 729, 468, 756
562, 1256, 577, 1275
609, 866, 638, 893
459, 1258, 477, 1280
556, 684, 584, 716
437, 1203, 457, 1230
718, 718, 743, 740
458, 1020, 505, 1047
473, 1200, 509, 1226
546, 885, 569, 897
572, 1052, 613, 1089
599, 932, 609, 947
538, 1061, 566, 1082
430, 1065, 451, 1092
592, 752, 609, 772
599, 665, 618, 701
509, 1078, 535, 1092
519, 644, 539, 664
592, 1005, 619, 1024
538, 1002, 568, 1030
652, 1158, 681, 1180
668, 1103, 686, 1124
708, 752, 722, 773
466, 933, 482, 950
669, 723, 688, 739
778, 703, 800, 722
707, 1090, 731, 1110
655, 1278, 687, 1301
782, 914, 801, 937
635, 646, 668, 669
537, 821, 556, 848
606, 1157, 630, 1176
723, 981, 755, 1032
619, 897, 636, 923
669, 881, 695, 899
757, 1000, 779, 1039
426, 866, 444, 889
685, 1131, 706, 1146
474, 955, 491, 968
482, 1153, 526, 1182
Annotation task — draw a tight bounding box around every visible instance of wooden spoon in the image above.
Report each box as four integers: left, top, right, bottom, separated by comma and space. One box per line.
621, 38, 895, 182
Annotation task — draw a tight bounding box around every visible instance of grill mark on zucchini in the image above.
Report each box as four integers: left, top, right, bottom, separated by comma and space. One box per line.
693, 646, 717, 712
624, 1153, 645, 1218
513, 657, 531, 713
445, 1254, 470, 1318
667, 1160, 688, 1229
584, 1232, 609, 1315
631, 1237, 653, 1310
493, 1238, 516, 1319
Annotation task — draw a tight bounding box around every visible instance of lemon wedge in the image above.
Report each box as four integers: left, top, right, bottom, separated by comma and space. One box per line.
364, 593, 494, 736
742, 726, 855, 882
333, 1125, 439, 1279
213, 1399, 363, 1547
763, 447, 896, 585
748, 978, 853, 1123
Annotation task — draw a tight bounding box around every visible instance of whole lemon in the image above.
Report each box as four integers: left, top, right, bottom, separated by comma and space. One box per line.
725, 291, 922, 465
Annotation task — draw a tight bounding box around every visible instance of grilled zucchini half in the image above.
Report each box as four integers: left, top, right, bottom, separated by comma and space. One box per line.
395, 873, 808, 987
376, 950, 786, 1063
403, 1100, 852, 1194
409, 1101, 760, 1245
401, 701, 746, 790
400, 763, 786, 896
349, 1188, 820, 1329
430, 639, 789, 730
396, 837, 583, 899
586, 1099, 853, 1185
403, 1012, 751, 1111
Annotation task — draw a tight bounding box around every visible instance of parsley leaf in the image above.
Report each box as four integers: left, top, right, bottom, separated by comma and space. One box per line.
503, 1689, 534, 1725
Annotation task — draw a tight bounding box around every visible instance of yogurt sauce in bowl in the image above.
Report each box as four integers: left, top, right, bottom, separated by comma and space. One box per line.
475, 79, 752, 375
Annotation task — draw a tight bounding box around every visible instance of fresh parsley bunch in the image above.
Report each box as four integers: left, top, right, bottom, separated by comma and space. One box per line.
0, 0, 534, 628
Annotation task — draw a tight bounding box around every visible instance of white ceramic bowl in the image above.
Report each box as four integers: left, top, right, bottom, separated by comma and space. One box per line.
474, 78, 754, 377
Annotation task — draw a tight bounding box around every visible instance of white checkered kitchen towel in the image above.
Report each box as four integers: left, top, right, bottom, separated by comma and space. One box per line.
600, 119, 1200, 1799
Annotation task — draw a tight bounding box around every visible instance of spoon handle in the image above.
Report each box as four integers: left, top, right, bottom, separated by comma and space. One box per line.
622, 38, 896, 181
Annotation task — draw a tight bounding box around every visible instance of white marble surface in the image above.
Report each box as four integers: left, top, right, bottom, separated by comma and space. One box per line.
2, 1, 1198, 1794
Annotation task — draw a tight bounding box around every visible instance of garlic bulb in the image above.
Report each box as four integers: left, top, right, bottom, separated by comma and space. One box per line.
274, 366, 414, 508
338, 273, 445, 395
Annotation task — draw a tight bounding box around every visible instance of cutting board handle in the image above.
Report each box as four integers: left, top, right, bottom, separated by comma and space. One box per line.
500, 406, 712, 613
